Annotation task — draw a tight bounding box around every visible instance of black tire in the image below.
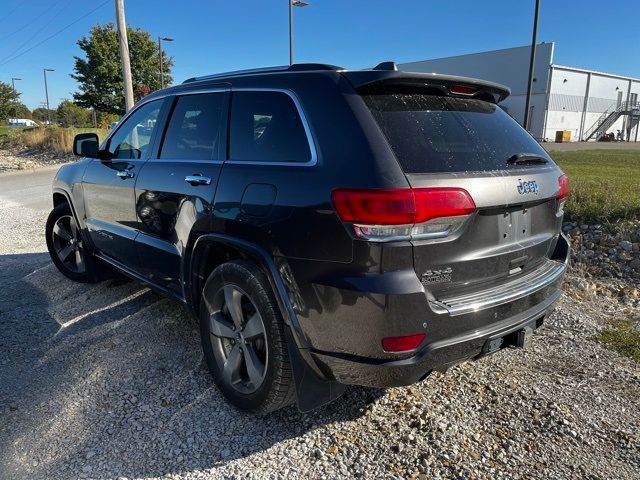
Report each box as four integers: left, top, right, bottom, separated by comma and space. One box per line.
199, 260, 296, 414
45, 202, 98, 283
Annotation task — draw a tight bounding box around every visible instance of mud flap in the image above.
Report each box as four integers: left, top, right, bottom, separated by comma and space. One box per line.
285, 329, 345, 412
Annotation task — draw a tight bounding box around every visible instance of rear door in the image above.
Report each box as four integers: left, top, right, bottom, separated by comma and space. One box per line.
133, 89, 228, 295
362, 92, 565, 298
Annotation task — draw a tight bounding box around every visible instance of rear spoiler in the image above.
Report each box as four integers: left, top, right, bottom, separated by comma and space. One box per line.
341, 70, 511, 103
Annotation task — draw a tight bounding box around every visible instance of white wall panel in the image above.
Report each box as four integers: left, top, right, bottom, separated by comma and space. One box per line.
398, 46, 640, 142
399, 43, 554, 95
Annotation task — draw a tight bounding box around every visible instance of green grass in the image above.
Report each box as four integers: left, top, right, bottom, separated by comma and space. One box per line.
596, 317, 640, 362
0, 125, 33, 147
553, 150, 640, 223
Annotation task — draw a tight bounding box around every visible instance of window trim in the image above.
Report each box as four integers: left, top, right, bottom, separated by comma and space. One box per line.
103, 87, 318, 167
226, 87, 318, 167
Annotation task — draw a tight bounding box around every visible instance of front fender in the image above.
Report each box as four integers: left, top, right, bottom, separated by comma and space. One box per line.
52, 159, 91, 228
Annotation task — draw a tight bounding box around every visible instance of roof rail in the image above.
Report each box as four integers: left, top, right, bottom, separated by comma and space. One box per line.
182, 63, 344, 84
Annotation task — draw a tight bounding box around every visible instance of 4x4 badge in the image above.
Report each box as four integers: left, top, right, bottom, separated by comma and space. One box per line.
517, 179, 539, 195
421, 267, 452, 284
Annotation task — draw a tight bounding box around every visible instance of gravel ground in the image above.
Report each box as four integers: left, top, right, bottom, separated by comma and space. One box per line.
0, 148, 74, 173
1, 176, 639, 480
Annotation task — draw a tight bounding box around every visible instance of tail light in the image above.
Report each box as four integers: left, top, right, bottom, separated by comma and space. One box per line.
556, 174, 570, 216
557, 174, 570, 200
382, 333, 425, 352
450, 84, 477, 95
331, 187, 476, 242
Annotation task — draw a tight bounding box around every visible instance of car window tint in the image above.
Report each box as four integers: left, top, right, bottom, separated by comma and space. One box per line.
108, 100, 162, 159
362, 93, 553, 173
230, 91, 311, 163
160, 93, 224, 160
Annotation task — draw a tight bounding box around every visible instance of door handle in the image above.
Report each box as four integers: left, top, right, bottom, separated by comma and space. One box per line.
185, 175, 212, 186
116, 170, 135, 179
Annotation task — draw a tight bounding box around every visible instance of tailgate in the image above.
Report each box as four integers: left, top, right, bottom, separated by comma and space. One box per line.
406, 168, 564, 300
359, 90, 568, 302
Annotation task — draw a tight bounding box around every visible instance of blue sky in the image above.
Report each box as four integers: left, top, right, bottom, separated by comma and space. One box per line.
1, 0, 638, 110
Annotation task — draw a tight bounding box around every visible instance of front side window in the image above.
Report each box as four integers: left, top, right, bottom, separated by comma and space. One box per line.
108, 100, 162, 159
229, 91, 311, 163
160, 93, 224, 160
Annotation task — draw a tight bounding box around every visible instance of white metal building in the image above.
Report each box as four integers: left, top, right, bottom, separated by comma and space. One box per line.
400, 43, 640, 142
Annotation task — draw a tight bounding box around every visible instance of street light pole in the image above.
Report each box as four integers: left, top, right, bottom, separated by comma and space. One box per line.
523, 0, 541, 131
43, 68, 54, 125
158, 36, 174, 89
11, 77, 21, 92
289, 0, 309, 65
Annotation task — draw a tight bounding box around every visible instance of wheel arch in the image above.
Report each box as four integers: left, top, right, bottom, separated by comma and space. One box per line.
52, 191, 69, 207
186, 234, 310, 349
52, 188, 81, 226
187, 234, 348, 410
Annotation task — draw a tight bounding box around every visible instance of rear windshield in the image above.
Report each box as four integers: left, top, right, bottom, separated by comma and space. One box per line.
362, 93, 552, 174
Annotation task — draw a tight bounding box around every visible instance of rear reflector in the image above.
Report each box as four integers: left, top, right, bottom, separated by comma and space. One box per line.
331, 188, 476, 225
557, 174, 570, 200
382, 333, 426, 352
450, 84, 477, 95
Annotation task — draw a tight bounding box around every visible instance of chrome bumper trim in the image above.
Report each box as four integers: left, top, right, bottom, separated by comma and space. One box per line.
430, 259, 566, 316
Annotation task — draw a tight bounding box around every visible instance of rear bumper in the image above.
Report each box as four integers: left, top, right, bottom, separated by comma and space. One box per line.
308, 234, 569, 387
311, 288, 560, 387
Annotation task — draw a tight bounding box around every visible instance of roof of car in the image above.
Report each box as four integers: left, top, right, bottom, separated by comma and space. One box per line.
147, 62, 511, 103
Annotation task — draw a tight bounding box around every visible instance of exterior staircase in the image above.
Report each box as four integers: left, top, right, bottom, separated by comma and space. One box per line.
583, 101, 640, 141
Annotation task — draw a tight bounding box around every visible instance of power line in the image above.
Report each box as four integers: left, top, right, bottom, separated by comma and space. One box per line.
0, 0, 75, 65
0, 0, 66, 42
0, 0, 111, 68
0, 2, 23, 23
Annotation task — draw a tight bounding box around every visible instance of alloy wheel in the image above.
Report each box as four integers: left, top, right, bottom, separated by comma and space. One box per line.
51, 215, 86, 274
208, 284, 268, 394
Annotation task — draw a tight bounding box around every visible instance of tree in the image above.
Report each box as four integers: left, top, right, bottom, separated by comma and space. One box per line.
96, 111, 120, 129
56, 100, 91, 128
72, 23, 173, 115
32, 107, 56, 124
134, 84, 151, 102
8, 103, 31, 119
0, 81, 21, 121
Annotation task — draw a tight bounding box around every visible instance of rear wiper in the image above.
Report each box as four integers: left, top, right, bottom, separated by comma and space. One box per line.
507, 153, 549, 165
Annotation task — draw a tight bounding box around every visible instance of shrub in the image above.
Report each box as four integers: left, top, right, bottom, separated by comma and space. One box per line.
9, 126, 108, 155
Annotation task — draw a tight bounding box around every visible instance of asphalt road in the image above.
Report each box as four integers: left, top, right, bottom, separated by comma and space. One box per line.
0, 166, 58, 211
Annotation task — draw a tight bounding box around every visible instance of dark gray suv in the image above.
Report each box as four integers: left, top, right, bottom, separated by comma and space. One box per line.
46, 63, 570, 413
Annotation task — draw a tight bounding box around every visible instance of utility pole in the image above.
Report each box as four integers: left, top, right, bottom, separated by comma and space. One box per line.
523, 0, 540, 131
43, 68, 54, 125
115, 0, 134, 111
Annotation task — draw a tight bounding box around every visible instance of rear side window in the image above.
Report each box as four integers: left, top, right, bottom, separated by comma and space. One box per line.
229, 91, 311, 163
363, 94, 552, 174
160, 93, 224, 160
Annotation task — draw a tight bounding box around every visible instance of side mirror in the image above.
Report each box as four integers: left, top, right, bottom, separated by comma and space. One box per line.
73, 133, 101, 159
